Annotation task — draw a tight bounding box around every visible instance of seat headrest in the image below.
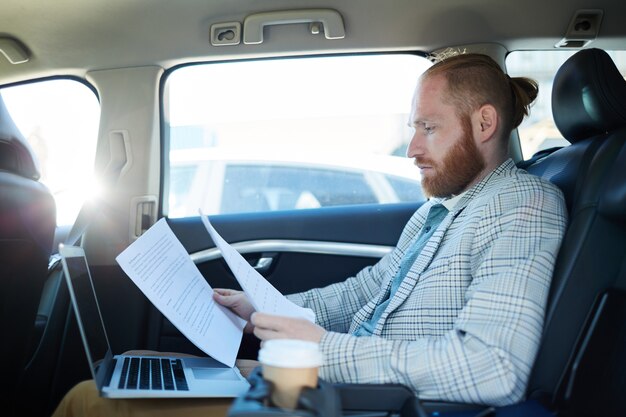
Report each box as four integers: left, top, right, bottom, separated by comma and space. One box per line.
0, 93, 41, 180
552, 48, 626, 143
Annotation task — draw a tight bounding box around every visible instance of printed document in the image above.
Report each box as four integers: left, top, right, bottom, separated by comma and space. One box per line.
115, 218, 245, 367
200, 210, 315, 322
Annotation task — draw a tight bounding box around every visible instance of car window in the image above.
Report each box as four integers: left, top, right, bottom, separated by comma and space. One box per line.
164, 55, 431, 217
221, 164, 377, 213
507, 50, 626, 160
1, 79, 100, 226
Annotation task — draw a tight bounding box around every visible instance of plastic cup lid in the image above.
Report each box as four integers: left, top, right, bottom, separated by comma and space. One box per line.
258, 339, 324, 368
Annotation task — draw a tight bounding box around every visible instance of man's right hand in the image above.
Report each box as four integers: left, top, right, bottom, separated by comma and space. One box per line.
213, 288, 256, 333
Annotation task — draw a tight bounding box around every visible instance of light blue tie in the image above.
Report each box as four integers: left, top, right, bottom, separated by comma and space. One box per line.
354, 203, 449, 336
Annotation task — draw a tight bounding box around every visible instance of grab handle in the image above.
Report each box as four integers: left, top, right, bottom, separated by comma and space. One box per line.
243, 9, 345, 44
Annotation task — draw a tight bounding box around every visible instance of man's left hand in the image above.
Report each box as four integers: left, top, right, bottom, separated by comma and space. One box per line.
251, 312, 326, 343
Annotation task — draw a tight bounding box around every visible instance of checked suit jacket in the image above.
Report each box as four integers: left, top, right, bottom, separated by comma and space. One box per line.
287, 159, 567, 406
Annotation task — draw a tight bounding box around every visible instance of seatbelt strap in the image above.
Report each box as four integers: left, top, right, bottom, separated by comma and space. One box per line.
62, 132, 129, 247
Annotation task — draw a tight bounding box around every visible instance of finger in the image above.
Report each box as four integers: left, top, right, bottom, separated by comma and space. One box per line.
251, 312, 301, 330
253, 326, 283, 341
213, 288, 239, 296
212, 289, 227, 300
213, 291, 237, 307
250, 313, 282, 334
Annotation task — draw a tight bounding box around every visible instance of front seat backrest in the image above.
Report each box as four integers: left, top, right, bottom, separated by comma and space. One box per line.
558, 130, 626, 417
0, 93, 56, 412
525, 48, 626, 405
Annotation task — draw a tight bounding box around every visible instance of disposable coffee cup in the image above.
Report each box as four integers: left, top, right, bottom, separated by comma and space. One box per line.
258, 339, 324, 410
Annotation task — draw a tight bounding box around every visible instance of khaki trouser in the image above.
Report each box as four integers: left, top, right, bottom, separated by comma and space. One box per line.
51, 353, 259, 417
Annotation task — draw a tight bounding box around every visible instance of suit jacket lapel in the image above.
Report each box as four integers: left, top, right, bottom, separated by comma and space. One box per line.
375, 209, 458, 333
370, 159, 515, 335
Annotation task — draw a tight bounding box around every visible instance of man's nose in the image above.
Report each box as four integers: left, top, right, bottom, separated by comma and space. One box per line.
406, 132, 423, 158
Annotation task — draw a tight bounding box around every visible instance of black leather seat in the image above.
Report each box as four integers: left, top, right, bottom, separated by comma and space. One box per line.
523, 48, 626, 413
557, 135, 626, 417
0, 93, 56, 412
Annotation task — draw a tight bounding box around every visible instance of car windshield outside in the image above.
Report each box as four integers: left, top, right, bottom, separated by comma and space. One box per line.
164, 54, 431, 217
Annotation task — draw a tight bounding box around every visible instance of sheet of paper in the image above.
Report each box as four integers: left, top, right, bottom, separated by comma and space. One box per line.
115, 218, 245, 367
200, 210, 315, 322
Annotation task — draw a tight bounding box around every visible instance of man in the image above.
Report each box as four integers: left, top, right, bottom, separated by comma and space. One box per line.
52, 52, 567, 416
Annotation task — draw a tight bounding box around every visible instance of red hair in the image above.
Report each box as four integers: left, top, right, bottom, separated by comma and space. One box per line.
423, 52, 538, 140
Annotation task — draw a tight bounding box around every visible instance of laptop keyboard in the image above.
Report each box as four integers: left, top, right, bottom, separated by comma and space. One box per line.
118, 357, 189, 391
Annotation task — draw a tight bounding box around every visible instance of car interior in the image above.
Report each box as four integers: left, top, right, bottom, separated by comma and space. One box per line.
1, 1, 626, 416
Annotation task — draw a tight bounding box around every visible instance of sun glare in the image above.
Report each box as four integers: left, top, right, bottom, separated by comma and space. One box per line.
2, 80, 100, 226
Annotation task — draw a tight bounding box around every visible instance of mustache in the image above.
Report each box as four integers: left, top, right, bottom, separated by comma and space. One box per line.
415, 156, 436, 167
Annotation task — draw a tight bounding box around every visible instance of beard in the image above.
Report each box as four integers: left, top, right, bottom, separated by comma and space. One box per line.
417, 117, 486, 198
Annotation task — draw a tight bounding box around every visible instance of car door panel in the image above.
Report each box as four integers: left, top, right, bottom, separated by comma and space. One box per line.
155, 202, 421, 355
43, 201, 421, 405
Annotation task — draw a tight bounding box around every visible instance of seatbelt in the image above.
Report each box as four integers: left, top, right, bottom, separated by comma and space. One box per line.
67, 138, 128, 247
63, 200, 97, 247
33, 134, 128, 353
47, 147, 127, 273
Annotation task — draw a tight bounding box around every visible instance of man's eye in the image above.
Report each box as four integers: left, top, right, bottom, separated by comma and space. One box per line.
424, 125, 435, 134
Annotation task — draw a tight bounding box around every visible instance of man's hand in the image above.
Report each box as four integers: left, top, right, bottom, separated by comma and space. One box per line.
213, 288, 255, 333
251, 312, 326, 343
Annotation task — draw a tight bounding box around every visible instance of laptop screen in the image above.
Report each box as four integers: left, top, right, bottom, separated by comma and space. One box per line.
63, 254, 111, 371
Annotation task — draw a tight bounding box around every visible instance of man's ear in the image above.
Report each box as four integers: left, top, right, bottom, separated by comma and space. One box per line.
473, 104, 498, 143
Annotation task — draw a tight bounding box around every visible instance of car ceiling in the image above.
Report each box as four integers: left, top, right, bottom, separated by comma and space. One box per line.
1, 0, 625, 84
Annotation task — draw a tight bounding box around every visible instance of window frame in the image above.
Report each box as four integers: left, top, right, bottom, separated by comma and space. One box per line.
159, 52, 431, 218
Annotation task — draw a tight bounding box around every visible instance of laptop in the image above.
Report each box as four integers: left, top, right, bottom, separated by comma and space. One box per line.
59, 243, 250, 398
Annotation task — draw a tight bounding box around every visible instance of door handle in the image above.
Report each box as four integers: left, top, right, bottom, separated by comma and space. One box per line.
252, 256, 274, 273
